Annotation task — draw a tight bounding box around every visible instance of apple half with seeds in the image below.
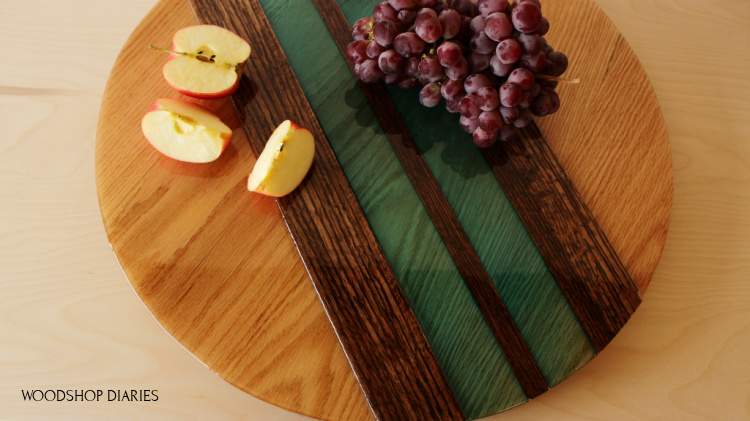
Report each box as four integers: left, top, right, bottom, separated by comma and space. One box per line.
162, 25, 251, 99
141, 97, 232, 163
248, 120, 315, 197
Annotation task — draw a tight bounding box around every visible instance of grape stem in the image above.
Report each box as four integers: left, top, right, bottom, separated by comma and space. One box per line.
535, 73, 581, 84
149, 45, 236, 69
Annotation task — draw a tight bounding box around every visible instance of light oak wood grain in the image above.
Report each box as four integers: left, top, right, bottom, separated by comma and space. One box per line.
1, 0, 748, 420
94, 1, 371, 420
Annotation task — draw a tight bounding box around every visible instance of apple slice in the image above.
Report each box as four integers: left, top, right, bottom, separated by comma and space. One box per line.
141, 98, 232, 163
248, 120, 315, 197
161, 25, 251, 99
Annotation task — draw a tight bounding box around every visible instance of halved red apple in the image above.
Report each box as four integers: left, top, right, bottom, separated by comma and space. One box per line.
248, 120, 315, 197
162, 25, 251, 99
141, 97, 232, 163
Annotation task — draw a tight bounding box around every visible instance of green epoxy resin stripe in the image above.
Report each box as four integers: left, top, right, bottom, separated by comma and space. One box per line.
334, 1, 596, 388
257, 0, 526, 418
387, 87, 596, 385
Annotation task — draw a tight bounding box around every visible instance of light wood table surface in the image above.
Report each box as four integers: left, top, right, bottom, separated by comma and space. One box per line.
2, 0, 748, 420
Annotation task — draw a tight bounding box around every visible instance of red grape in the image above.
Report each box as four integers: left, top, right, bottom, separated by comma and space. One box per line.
441, 78, 466, 101
373, 2, 399, 23
418, 7, 438, 17
366, 40, 387, 59
530, 90, 551, 116
477, 0, 508, 18
473, 127, 498, 148
519, 50, 546, 72
394, 32, 426, 57
445, 56, 469, 80
479, 109, 503, 132
513, 108, 533, 128
512, 2, 542, 33
419, 82, 442, 107
517, 33, 542, 55
384, 71, 406, 85
347, 40, 369, 64
499, 105, 519, 123
508, 67, 534, 89
484, 12, 513, 42
439, 9, 461, 39
357, 59, 385, 83
405, 56, 421, 77
415, 12, 443, 43
547, 51, 568, 75
379, 49, 404, 74
518, 0, 542, 9
419, 55, 444, 79
446, 99, 461, 113
397, 10, 417, 29
470, 31, 497, 55
464, 73, 492, 94
468, 51, 491, 73
543, 86, 560, 114
437, 41, 462, 67
388, 0, 415, 11
447, 0, 474, 17
398, 77, 420, 89
489, 54, 514, 76
470, 15, 486, 33
535, 16, 550, 35
460, 115, 479, 133
419, 0, 440, 7
459, 93, 481, 118
352, 17, 375, 41
374, 20, 399, 48
496, 38, 521, 64
476, 86, 500, 111
499, 83, 522, 107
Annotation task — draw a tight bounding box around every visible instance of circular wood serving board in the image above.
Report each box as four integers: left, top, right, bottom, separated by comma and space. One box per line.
95, 0, 672, 419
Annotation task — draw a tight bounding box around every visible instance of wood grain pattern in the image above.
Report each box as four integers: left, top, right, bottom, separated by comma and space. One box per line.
95, 1, 372, 420
6, 0, 750, 420
186, 0, 465, 419
381, 81, 597, 389
258, 1, 529, 416
484, 123, 640, 351
311, 0, 548, 399
92, 0, 673, 419
536, 0, 672, 293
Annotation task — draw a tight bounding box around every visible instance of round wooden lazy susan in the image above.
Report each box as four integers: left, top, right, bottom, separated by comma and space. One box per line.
96, 0, 672, 419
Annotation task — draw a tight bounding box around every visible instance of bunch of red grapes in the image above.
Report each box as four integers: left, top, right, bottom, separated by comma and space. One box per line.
346, 0, 569, 148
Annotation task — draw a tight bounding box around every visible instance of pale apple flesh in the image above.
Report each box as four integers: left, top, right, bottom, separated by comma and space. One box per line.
248, 120, 315, 197
163, 25, 251, 99
141, 98, 232, 163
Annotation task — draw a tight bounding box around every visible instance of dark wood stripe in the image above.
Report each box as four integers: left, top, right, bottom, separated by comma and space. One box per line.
483, 123, 642, 351
311, 0, 548, 399
188, 0, 466, 419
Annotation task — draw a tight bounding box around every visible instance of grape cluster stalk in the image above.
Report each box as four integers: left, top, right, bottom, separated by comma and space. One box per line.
347, 0, 571, 148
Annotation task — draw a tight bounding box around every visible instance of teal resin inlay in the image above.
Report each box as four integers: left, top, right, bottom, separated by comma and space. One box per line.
257, 0, 599, 417
257, 0, 526, 417
386, 85, 596, 385
335, 0, 596, 388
